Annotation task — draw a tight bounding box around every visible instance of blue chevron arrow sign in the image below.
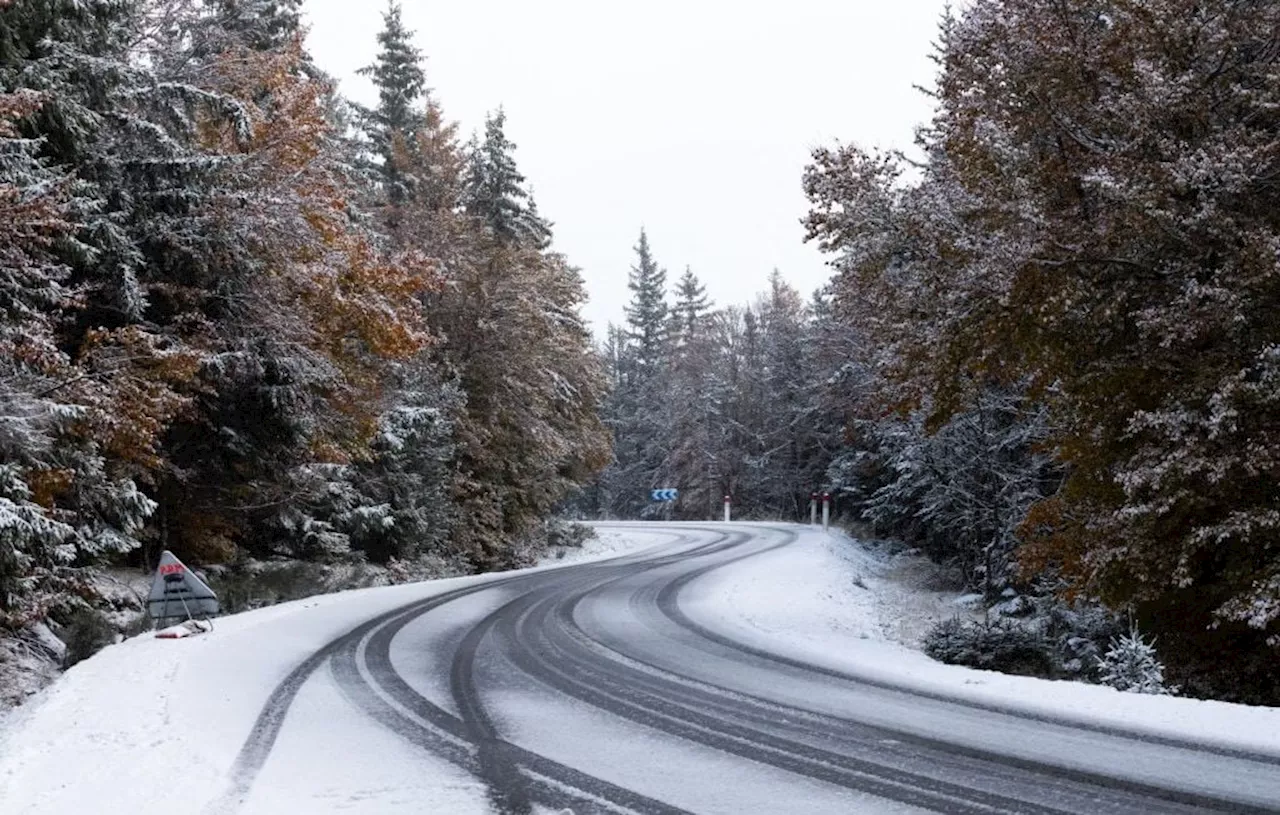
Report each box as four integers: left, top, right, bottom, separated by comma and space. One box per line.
650, 488, 679, 502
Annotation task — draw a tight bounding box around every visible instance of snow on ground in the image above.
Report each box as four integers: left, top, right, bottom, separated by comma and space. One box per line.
0, 576, 483, 815
869, 546, 985, 647
3, 521, 1278, 815
0, 633, 61, 712
543, 523, 675, 566
0, 568, 153, 713
683, 523, 1280, 760
238, 659, 490, 815
689, 523, 978, 650
0, 529, 667, 815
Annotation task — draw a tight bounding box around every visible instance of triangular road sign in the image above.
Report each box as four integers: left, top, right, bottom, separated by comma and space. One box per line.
147, 551, 219, 626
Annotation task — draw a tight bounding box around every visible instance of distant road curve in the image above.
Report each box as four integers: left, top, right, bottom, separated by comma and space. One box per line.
217, 523, 1280, 815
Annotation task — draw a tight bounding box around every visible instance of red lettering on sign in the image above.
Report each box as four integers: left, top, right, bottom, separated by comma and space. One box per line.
159, 563, 185, 575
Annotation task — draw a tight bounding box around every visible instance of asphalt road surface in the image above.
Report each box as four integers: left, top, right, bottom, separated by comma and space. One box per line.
218, 524, 1280, 814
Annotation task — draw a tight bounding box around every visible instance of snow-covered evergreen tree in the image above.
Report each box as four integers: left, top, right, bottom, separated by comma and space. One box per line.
601, 230, 672, 517
462, 109, 550, 246
357, 1, 426, 207
215, 0, 304, 52
754, 271, 818, 516
0, 10, 165, 623
854, 388, 1056, 598
660, 267, 724, 518
804, 0, 1280, 699
623, 230, 669, 377
1098, 627, 1174, 696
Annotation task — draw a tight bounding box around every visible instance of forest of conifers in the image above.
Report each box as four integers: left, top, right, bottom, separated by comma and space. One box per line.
0, 0, 608, 626
2, 0, 1278, 703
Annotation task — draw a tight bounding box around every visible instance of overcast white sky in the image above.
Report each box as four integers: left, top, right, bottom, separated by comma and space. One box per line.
303, 1, 949, 334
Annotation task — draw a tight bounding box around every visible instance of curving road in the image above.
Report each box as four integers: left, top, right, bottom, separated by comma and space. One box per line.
218, 524, 1280, 814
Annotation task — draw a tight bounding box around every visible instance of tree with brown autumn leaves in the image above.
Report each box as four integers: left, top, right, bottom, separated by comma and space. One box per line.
805, 0, 1280, 700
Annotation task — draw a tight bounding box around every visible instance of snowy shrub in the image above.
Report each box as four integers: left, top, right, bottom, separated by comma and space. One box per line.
506, 520, 598, 567
547, 520, 594, 550
384, 554, 467, 585
923, 617, 1055, 677
1032, 595, 1121, 681
207, 561, 341, 614
852, 389, 1059, 601
0, 630, 63, 708
987, 585, 1123, 681
208, 554, 467, 614
1097, 626, 1176, 695
60, 610, 116, 668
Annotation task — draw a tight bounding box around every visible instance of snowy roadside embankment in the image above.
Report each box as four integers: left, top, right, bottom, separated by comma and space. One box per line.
681, 523, 1280, 760
0, 576, 486, 814
7, 521, 1277, 815
0, 526, 668, 815
544, 523, 675, 566
0, 521, 641, 719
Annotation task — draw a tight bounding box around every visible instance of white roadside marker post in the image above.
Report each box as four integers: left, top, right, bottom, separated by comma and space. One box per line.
723, 494, 732, 522
822, 492, 830, 532
810, 492, 818, 525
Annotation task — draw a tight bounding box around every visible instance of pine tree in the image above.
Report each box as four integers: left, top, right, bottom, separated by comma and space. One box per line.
215, 0, 304, 52
623, 229, 669, 376
662, 267, 722, 518
805, 0, 1280, 699
1099, 627, 1173, 696
0, 0, 196, 621
671, 266, 710, 343
0, 86, 157, 624
756, 271, 811, 517
375, 99, 609, 565
434, 240, 609, 566
358, 1, 426, 206
462, 109, 549, 246
602, 229, 672, 517
110, 3, 432, 564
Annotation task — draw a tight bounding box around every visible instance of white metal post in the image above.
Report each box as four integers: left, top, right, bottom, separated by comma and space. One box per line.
822, 492, 830, 532
723, 494, 731, 522
809, 493, 818, 525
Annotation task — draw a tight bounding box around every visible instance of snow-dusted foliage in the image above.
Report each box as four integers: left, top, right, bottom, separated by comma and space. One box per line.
923, 617, 1055, 677
0, 0, 608, 665
1098, 627, 1175, 696
594, 248, 840, 521
847, 388, 1057, 599
359, 11, 608, 570
599, 230, 673, 519
462, 109, 551, 247
804, 0, 1280, 701
923, 589, 1121, 682
0, 36, 160, 626
337, 369, 457, 564
355, 1, 426, 207
1024, 591, 1121, 681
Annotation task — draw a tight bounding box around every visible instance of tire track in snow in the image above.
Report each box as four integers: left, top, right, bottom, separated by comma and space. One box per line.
210, 524, 1280, 814
209, 531, 717, 815
528, 526, 1263, 813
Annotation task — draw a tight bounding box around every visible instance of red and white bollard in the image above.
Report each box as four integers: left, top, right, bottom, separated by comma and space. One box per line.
822, 492, 831, 532
723, 494, 732, 523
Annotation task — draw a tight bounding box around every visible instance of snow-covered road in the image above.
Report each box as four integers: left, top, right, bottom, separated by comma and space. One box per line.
3, 523, 1280, 814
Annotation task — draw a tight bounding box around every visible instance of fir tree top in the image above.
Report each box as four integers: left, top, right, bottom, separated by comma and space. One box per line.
215, 0, 304, 52
624, 229, 668, 371
463, 108, 548, 246
358, 1, 427, 205
360, 2, 426, 136
672, 265, 710, 340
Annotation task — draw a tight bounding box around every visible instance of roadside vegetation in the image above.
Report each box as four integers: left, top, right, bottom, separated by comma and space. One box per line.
0, 0, 605, 704
596, 0, 1280, 704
